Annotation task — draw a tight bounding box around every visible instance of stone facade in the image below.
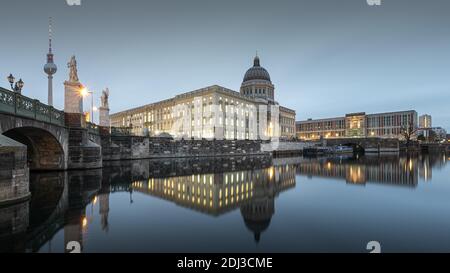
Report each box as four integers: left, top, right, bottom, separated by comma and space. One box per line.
99, 106, 110, 127
66, 113, 102, 169
96, 127, 267, 161
0, 135, 30, 205
64, 81, 83, 114
0, 112, 69, 170
110, 56, 296, 139
111, 85, 296, 140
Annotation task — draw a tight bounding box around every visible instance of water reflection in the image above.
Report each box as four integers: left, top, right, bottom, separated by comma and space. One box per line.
296, 153, 447, 187
107, 156, 296, 242
0, 153, 448, 253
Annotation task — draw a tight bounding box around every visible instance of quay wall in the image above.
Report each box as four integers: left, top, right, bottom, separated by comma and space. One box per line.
0, 135, 30, 205
96, 130, 267, 161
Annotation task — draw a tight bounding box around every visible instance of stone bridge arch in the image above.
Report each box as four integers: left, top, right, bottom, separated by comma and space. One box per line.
0, 112, 69, 170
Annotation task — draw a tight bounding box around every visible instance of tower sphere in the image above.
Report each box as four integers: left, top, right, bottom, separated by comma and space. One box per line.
44, 62, 57, 75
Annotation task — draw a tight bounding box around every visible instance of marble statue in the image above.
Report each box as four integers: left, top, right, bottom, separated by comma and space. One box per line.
67, 55, 79, 82
99, 88, 111, 127
101, 88, 109, 108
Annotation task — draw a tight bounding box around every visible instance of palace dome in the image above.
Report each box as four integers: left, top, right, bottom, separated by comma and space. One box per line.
243, 55, 271, 83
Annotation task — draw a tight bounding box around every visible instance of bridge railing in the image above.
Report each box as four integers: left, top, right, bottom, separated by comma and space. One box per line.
111, 126, 132, 136
0, 87, 65, 126
86, 122, 100, 135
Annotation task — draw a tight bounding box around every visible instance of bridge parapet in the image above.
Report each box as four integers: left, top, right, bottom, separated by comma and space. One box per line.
110, 126, 132, 136
0, 87, 64, 127
86, 122, 99, 135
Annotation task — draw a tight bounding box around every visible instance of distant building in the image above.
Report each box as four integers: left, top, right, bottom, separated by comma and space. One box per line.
418, 127, 447, 142
296, 110, 418, 140
111, 55, 296, 139
433, 127, 447, 140
419, 114, 432, 129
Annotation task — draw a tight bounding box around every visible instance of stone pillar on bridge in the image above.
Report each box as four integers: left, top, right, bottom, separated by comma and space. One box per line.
64, 56, 83, 115
64, 81, 83, 114
63, 55, 102, 170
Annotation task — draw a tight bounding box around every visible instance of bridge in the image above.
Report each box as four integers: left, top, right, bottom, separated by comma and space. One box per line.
0, 86, 104, 170
0, 170, 103, 252
1, 86, 103, 206
0, 87, 69, 170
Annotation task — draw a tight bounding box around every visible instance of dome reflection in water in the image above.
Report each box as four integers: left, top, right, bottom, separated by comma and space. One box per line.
1, 153, 449, 253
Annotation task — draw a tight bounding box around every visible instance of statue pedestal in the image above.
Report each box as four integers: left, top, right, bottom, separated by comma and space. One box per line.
64, 81, 83, 114
99, 106, 110, 127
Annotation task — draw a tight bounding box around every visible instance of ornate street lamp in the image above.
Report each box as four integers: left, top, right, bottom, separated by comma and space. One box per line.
7, 74, 14, 85
7, 73, 24, 94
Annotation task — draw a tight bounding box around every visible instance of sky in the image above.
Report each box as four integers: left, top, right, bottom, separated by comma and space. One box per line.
1, 0, 449, 130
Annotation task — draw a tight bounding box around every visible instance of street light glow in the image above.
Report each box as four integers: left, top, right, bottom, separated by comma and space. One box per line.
80, 87, 88, 97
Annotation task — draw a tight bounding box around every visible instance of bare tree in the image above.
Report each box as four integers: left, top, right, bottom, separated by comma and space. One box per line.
427, 130, 438, 143
401, 119, 418, 147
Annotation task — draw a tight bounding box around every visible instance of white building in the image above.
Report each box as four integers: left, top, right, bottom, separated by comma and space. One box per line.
419, 114, 432, 129
111, 55, 296, 140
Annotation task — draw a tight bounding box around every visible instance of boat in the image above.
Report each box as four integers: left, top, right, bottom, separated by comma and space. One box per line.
303, 146, 333, 156
333, 145, 353, 154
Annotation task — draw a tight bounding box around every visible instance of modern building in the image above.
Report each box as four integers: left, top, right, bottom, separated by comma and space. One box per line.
111, 55, 296, 139
296, 156, 419, 187
419, 114, 432, 129
418, 127, 447, 142
296, 110, 418, 140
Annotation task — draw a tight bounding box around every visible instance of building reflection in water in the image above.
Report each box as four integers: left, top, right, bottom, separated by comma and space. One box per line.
296, 154, 440, 187
0, 153, 448, 252
126, 157, 296, 242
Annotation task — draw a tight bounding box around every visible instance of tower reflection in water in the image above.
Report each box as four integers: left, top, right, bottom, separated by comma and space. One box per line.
0, 153, 447, 253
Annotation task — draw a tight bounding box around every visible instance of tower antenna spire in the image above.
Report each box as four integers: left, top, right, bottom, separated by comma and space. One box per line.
44, 16, 57, 106
49, 17, 53, 53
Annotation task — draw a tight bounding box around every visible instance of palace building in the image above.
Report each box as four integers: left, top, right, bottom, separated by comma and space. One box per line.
110, 55, 296, 139
296, 110, 418, 140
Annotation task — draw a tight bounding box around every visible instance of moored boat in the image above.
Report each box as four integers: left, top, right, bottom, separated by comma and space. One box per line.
333, 145, 354, 154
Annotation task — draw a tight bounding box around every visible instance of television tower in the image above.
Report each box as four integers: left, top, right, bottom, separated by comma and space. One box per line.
44, 17, 57, 106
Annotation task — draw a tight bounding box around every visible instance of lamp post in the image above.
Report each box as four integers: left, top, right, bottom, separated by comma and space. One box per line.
93, 106, 98, 124
88, 90, 94, 123
80, 87, 97, 123
7, 74, 24, 94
